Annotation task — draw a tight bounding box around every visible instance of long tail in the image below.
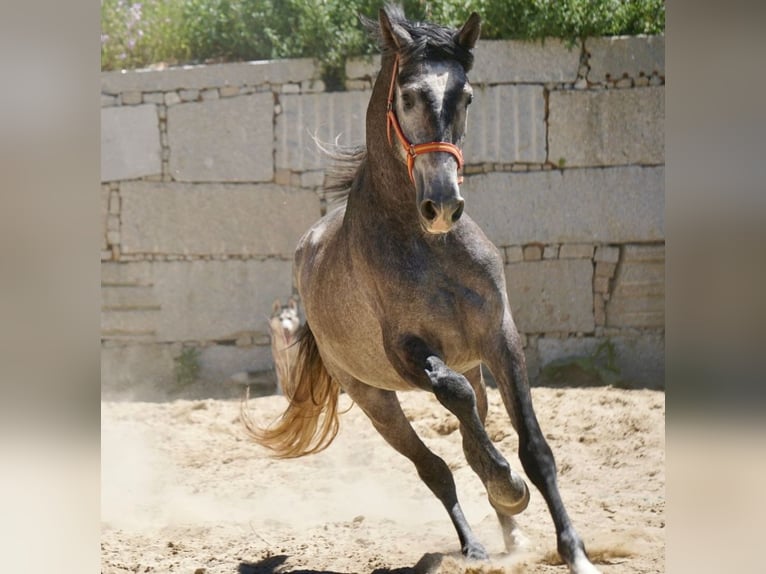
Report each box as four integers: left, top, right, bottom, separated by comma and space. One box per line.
241, 323, 341, 458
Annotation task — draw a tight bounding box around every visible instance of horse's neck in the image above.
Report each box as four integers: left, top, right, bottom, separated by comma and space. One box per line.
345, 55, 417, 232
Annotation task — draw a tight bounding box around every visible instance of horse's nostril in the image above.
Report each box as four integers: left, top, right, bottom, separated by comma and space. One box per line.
421, 200, 438, 221
451, 200, 465, 222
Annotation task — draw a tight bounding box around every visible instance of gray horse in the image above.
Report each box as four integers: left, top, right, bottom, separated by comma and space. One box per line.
248, 6, 600, 573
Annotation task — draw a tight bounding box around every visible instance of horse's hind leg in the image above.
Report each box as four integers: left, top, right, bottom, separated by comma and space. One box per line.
341, 377, 489, 561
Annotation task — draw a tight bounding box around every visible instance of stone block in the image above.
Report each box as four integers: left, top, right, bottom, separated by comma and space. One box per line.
102, 285, 158, 310
505, 246, 523, 263
119, 182, 320, 257
548, 87, 664, 167
595, 262, 617, 278
462, 166, 664, 245
346, 55, 381, 80
465, 85, 546, 164
595, 245, 620, 263
101, 104, 161, 181
505, 260, 594, 333
198, 345, 274, 382
559, 244, 594, 259
101, 344, 176, 399
101, 261, 153, 286
151, 259, 293, 342
472, 39, 581, 84
101, 259, 293, 342
167, 94, 274, 182
606, 244, 665, 328
543, 245, 559, 259
537, 333, 664, 388
101, 187, 109, 250
121, 91, 142, 105
523, 244, 542, 261
276, 92, 368, 171
587, 35, 665, 83
101, 59, 317, 94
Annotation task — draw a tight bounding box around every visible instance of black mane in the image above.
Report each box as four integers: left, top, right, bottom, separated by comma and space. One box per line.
361, 4, 474, 79
322, 5, 473, 204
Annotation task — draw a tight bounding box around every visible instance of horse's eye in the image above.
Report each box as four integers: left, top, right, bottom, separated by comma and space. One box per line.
401, 91, 415, 111
466, 93, 474, 107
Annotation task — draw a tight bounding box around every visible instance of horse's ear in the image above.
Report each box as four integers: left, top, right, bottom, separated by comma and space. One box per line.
456, 12, 481, 50
379, 7, 412, 51
272, 299, 282, 313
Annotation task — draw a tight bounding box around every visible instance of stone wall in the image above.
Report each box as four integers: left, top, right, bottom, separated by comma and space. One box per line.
101, 36, 664, 398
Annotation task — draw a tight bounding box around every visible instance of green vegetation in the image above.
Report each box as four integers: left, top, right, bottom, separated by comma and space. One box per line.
542, 339, 622, 387
102, 0, 664, 86
174, 346, 201, 387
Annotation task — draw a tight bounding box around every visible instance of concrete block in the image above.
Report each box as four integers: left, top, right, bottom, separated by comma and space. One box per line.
101, 344, 176, 399
346, 55, 381, 80
606, 244, 665, 328
101, 59, 317, 94
101, 104, 161, 181
167, 94, 274, 182
595, 245, 620, 263
120, 182, 320, 257
587, 35, 664, 83
276, 92, 368, 171
538, 333, 664, 388
505, 259, 594, 333
101, 259, 294, 342
472, 39, 581, 84
462, 166, 664, 245
505, 246, 523, 263
465, 85, 546, 164
101, 309, 158, 339
101, 187, 109, 250
121, 91, 142, 105
523, 244, 543, 261
101, 261, 153, 286
151, 259, 293, 342
198, 345, 274, 382
559, 244, 594, 259
549, 87, 664, 167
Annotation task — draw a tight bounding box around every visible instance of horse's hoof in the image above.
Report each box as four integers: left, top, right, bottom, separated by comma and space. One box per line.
488, 472, 530, 516
463, 542, 489, 561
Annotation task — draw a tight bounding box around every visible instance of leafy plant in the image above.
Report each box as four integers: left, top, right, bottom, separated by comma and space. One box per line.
174, 346, 201, 387
101, 0, 665, 84
542, 339, 622, 386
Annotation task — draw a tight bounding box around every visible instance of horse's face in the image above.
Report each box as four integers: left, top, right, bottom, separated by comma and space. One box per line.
394, 59, 473, 234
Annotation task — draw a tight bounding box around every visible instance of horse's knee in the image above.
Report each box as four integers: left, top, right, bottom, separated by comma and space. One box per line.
426, 357, 476, 414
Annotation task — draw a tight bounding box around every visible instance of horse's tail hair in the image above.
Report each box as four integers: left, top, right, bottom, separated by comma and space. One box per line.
241, 323, 341, 458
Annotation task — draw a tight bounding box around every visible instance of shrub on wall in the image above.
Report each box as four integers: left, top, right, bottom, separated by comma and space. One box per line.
101, 0, 665, 86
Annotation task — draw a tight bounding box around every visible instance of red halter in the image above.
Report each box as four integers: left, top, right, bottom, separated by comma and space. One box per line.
386, 54, 465, 185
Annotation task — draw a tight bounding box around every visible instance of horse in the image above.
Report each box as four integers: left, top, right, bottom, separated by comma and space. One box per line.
246, 6, 600, 573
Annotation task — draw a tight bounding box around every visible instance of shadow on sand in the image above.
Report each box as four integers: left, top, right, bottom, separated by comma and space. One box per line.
238, 552, 446, 574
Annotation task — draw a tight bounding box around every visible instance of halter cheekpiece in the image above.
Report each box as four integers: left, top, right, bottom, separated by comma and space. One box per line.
386, 54, 465, 185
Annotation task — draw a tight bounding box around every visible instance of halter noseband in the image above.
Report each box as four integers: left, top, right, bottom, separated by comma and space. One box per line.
386, 54, 465, 185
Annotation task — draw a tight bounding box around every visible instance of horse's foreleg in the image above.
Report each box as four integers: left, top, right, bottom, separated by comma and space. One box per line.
341, 378, 489, 560
462, 367, 528, 553
423, 357, 530, 517
486, 321, 601, 574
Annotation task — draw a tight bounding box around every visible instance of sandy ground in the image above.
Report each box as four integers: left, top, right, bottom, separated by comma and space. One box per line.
101, 385, 664, 573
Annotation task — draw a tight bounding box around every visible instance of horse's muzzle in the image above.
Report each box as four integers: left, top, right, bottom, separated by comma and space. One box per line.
419, 196, 465, 234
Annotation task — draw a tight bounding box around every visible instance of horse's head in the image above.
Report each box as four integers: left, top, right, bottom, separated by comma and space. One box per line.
378, 6, 481, 234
